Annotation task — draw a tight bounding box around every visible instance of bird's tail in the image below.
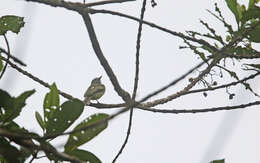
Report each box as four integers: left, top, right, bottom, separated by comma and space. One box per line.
84, 97, 91, 105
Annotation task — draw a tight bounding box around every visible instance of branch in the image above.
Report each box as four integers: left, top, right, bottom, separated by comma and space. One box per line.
42, 106, 130, 139
113, 1, 147, 162
139, 60, 207, 103
223, 52, 260, 59
137, 100, 260, 114
89, 9, 218, 51
80, 9, 131, 102
0, 128, 84, 163
181, 71, 260, 96
0, 35, 11, 79
0, 47, 27, 66
142, 58, 220, 107
83, 0, 135, 7
1, 56, 124, 108
25, 0, 135, 9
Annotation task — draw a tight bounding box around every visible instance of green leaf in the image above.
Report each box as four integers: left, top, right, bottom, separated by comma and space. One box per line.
65, 113, 109, 152
210, 159, 225, 163
0, 15, 25, 35
35, 111, 45, 131
225, 0, 240, 25
45, 99, 84, 135
248, 25, 260, 42
0, 137, 25, 163
43, 83, 59, 125
66, 149, 102, 163
241, 6, 260, 24
0, 89, 35, 122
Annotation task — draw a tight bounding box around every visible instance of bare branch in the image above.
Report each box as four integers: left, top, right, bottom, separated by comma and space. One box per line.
142, 58, 220, 107
1, 56, 124, 108
139, 60, 207, 103
0, 35, 11, 79
89, 9, 218, 51
137, 101, 260, 114
80, 9, 131, 102
0, 47, 27, 66
113, 1, 147, 162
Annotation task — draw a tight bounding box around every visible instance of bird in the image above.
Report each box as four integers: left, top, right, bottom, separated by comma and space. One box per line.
84, 76, 105, 105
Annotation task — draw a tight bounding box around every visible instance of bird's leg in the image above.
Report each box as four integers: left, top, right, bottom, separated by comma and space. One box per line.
83, 0, 85, 4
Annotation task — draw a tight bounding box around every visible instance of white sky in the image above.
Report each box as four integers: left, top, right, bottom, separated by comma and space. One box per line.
1, 0, 260, 163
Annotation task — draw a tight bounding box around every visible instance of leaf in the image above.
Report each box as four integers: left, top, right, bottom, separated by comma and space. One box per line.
0, 89, 35, 122
66, 149, 102, 163
248, 25, 260, 42
65, 113, 109, 152
210, 159, 225, 163
43, 83, 59, 125
241, 6, 260, 24
35, 111, 45, 131
225, 0, 240, 25
0, 15, 25, 35
45, 99, 84, 135
0, 137, 25, 163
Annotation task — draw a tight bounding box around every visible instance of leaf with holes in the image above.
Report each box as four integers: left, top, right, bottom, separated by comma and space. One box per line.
43, 83, 59, 125
45, 99, 84, 135
64, 113, 109, 152
0, 15, 25, 35
66, 149, 102, 163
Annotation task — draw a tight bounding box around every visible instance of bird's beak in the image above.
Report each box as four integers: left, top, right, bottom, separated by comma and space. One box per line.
98, 76, 102, 80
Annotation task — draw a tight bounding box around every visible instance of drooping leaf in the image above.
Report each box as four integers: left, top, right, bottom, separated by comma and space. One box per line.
45, 99, 84, 135
35, 111, 45, 131
0, 15, 25, 35
66, 149, 102, 163
65, 113, 109, 152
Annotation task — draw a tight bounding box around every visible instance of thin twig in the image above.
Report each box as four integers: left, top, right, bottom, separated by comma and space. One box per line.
0, 35, 11, 79
1, 56, 125, 108
80, 9, 131, 102
113, 1, 147, 162
180, 71, 260, 96
83, 0, 135, 7
139, 60, 207, 103
0, 47, 27, 66
142, 57, 220, 107
138, 100, 260, 114
89, 9, 218, 52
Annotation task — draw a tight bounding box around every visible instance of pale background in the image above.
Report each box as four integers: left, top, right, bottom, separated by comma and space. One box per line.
0, 0, 260, 163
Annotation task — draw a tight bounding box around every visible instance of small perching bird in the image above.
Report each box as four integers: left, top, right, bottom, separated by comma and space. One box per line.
84, 76, 105, 105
